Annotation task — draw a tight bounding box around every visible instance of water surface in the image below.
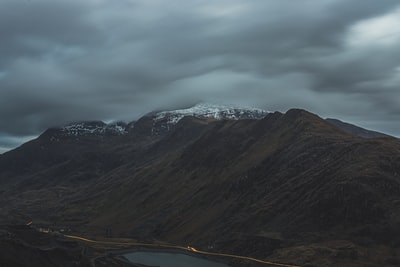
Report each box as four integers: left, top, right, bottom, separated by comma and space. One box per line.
124, 251, 230, 267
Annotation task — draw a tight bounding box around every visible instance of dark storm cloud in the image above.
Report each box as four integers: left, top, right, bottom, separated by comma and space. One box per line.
1, 0, 400, 152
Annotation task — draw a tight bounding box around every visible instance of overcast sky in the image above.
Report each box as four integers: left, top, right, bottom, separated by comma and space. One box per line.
1, 0, 400, 153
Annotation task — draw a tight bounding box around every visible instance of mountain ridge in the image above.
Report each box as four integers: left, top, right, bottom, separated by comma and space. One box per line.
17, 103, 392, 142
1, 107, 399, 266
326, 118, 391, 138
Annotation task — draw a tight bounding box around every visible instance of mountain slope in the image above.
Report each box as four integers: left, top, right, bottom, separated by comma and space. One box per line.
0, 108, 399, 266
94, 110, 400, 238
326, 118, 391, 138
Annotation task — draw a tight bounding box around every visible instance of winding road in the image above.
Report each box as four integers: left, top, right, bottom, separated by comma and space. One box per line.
63, 234, 300, 267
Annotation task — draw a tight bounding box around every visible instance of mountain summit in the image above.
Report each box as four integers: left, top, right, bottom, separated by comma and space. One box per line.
39, 103, 269, 138
36, 104, 391, 140
134, 103, 269, 135
153, 103, 269, 124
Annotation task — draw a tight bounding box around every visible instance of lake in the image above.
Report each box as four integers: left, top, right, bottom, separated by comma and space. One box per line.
124, 251, 231, 267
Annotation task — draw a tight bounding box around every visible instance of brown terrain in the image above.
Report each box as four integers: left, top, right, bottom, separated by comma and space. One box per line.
0, 108, 400, 266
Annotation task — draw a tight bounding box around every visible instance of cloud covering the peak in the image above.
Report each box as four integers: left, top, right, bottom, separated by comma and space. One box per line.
1, 0, 400, 152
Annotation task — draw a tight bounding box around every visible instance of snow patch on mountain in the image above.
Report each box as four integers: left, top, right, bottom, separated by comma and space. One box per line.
48, 103, 268, 138
60, 121, 128, 136
154, 103, 269, 125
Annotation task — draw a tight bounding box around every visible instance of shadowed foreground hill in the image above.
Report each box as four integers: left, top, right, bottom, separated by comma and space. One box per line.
0, 109, 400, 266
0, 225, 91, 267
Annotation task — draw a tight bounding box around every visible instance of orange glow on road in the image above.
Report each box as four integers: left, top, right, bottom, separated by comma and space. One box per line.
187, 246, 198, 252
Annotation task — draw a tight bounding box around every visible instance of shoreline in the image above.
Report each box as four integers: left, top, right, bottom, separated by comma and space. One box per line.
107, 246, 233, 266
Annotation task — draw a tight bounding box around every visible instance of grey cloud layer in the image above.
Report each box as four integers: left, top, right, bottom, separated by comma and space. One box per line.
1, 0, 400, 151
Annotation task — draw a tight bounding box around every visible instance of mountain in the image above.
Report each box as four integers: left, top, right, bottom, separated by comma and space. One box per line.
32, 103, 268, 138
153, 102, 268, 123
0, 106, 400, 266
133, 103, 269, 135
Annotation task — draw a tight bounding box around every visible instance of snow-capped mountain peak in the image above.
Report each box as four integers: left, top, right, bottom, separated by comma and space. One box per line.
43, 103, 269, 139
154, 103, 269, 125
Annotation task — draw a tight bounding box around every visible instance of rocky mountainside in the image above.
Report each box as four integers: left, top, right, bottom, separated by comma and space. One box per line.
0, 106, 399, 267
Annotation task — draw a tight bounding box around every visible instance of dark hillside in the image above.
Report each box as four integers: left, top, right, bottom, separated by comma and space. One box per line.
1, 109, 399, 266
